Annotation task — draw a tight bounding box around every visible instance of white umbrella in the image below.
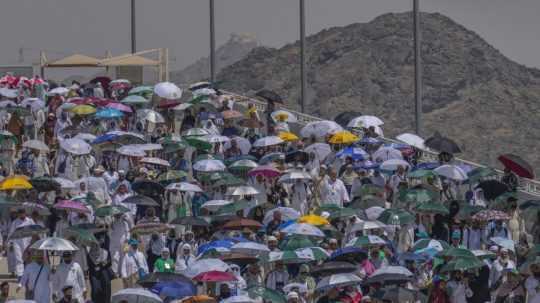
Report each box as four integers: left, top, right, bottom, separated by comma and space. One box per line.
278, 171, 312, 183
183, 128, 210, 137
182, 258, 230, 278
30, 237, 78, 251
300, 120, 343, 138
53, 177, 76, 189
490, 237, 515, 252
117, 145, 146, 157
346, 235, 387, 247
253, 136, 284, 148
60, 138, 91, 155
0, 100, 17, 107
231, 242, 270, 256
281, 223, 325, 237
365, 266, 413, 284
73, 133, 97, 142
347, 115, 384, 128
350, 220, 387, 233
21, 98, 45, 110
271, 110, 298, 123
224, 136, 252, 155
193, 159, 226, 172
22, 139, 49, 152
373, 146, 403, 162
202, 134, 230, 144
263, 207, 301, 225
128, 143, 163, 151
48, 87, 69, 96
304, 143, 332, 161
0, 88, 19, 98
112, 288, 163, 303
434, 164, 468, 181
221, 295, 254, 303
230, 160, 258, 170
110, 79, 131, 85
166, 182, 203, 192
192, 88, 216, 97
396, 133, 426, 150
380, 159, 410, 171
227, 185, 259, 196
365, 206, 385, 221
201, 200, 232, 212
154, 82, 183, 99
316, 273, 362, 291
140, 157, 170, 167
138, 109, 165, 123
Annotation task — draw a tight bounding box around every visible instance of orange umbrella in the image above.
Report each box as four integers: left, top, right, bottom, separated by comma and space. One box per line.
221, 110, 243, 120
182, 295, 216, 303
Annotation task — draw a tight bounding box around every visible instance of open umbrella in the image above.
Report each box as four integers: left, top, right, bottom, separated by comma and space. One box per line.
377, 209, 415, 226
247, 287, 286, 303
498, 154, 534, 179
121, 95, 149, 104
0, 175, 32, 190
298, 214, 329, 226
467, 167, 497, 184
60, 138, 91, 155
170, 216, 210, 227
441, 257, 484, 272
30, 177, 61, 192
347, 115, 384, 128
315, 273, 362, 291
304, 143, 332, 160
412, 239, 450, 252
414, 201, 449, 215
328, 131, 359, 144
53, 199, 90, 214
475, 180, 509, 201
281, 223, 325, 237
131, 222, 170, 235
334, 111, 362, 128
271, 110, 297, 123
329, 247, 368, 262
138, 109, 165, 123
396, 133, 425, 149
95, 205, 130, 217
138, 272, 192, 288
380, 159, 410, 171
9, 225, 48, 239
263, 207, 301, 225
248, 165, 281, 178
122, 195, 159, 206
253, 136, 284, 148
95, 108, 124, 119
255, 89, 282, 103
64, 227, 99, 246
112, 288, 163, 303
182, 258, 230, 278
472, 209, 510, 221
223, 218, 263, 230
424, 132, 462, 154
166, 182, 202, 192
194, 271, 237, 282
311, 261, 357, 276
193, 159, 226, 172
336, 147, 368, 160
30, 237, 78, 252
434, 165, 468, 181
22, 140, 49, 152
300, 121, 343, 139
364, 266, 413, 284
278, 171, 312, 184
346, 235, 387, 248
230, 241, 270, 255
151, 281, 196, 300
71, 104, 96, 115
132, 181, 165, 196
373, 147, 403, 161
227, 186, 259, 196
262, 251, 314, 264
154, 82, 182, 99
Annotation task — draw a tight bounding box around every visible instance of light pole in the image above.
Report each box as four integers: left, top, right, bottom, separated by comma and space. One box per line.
131, 0, 136, 53
209, 0, 216, 84
299, 0, 306, 113
413, 0, 422, 135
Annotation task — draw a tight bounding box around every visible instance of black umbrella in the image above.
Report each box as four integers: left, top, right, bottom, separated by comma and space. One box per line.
255, 89, 283, 103
311, 261, 357, 276
72, 223, 107, 233
122, 195, 160, 206
132, 180, 165, 197
424, 132, 462, 154
137, 272, 193, 288
334, 111, 362, 128
9, 224, 49, 239
285, 150, 309, 164
170, 216, 210, 227
475, 180, 509, 201
30, 177, 61, 192
373, 287, 426, 303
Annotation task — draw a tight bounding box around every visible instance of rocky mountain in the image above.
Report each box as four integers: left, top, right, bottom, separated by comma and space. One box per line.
170, 33, 258, 85
217, 12, 540, 174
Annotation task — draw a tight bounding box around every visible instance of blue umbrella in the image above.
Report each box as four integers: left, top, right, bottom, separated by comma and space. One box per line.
356, 137, 381, 145
151, 281, 196, 300
197, 240, 234, 256
330, 247, 368, 261
95, 108, 124, 119
259, 152, 284, 165
92, 133, 118, 144
412, 162, 439, 171
353, 160, 380, 170
397, 252, 428, 263
336, 147, 368, 160
383, 143, 410, 150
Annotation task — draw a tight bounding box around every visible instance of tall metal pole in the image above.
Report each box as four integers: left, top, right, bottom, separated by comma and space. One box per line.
209, 0, 216, 84
299, 0, 306, 113
131, 0, 136, 53
413, 0, 422, 135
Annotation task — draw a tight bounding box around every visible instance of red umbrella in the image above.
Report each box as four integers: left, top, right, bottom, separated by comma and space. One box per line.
248, 165, 281, 178
158, 100, 181, 108
222, 218, 263, 230
498, 154, 534, 179
193, 271, 237, 282
472, 210, 510, 222
67, 97, 94, 105
53, 200, 91, 214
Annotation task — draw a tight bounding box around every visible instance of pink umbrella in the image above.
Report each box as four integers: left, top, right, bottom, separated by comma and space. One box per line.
248, 165, 281, 178
193, 271, 237, 282
53, 200, 90, 214
107, 102, 133, 113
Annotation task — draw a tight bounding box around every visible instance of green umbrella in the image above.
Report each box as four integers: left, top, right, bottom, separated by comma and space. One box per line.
229, 159, 258, 171
194, 154, 223, 162
0, 130, 17, 145
350, 195, 386, 209
358, 184, 384, 197
405, 188, 437, 204
315, 204, 342, 215
492, 192, 518, 210
128, 85, 154, 99
280, 236, 315, 250
347, 235, 387, 247
64, 227, 98, 246
185, 137, 212, 151
327, 207, 362, 220
261, 250, 313, 264
441, 256, 484, 272
121, 95, 149, 104
94, 205, 130, 217
377, 209, 415, 226
224, 155, 258, 166
157, 170, 188, 185
296, 247, 330, 261
467, 167, 497, 184
212, 175, 245, 188
216, 200, 251, 215
412, 239, 450, 251
248, 287, 287, 303
437, 247, 475, 258
414, 201, 449, 215
183, 128, 211, 137
408, 169, 435, 179
72, 193, 103, 207
163, 142, 189, 153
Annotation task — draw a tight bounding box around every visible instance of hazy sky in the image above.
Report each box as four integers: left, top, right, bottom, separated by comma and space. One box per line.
1, 0, 539, 78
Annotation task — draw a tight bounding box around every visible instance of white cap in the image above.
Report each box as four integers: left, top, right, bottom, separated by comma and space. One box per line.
287, 292, 299, 300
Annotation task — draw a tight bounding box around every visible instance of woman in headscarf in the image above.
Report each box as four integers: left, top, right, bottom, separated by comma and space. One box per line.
174, 244, 196, 272
86, 240, 113, 303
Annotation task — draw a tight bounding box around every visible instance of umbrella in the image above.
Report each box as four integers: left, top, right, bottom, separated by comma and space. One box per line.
30, 177, 61, 192
263, 251, 314, 264
157, 170, 188, 185
281, 223, 325, 237
140, 157, 170, 167
53, 200, 90, 214
247, 287, 286, 303
73, 133, 97, 142
166, 182, 202, 192
434, 164, 468, 181
231, 241, 270, 255
311, 261, 357, 276
48, 87, 69, 96
112, 288, 163, 303
328, 131, 359, 144
364, 266, 413, 284
201, 200, 232, 212
334, 111, 363, 128
222, 296, 254, 303
151, 281, 196, 300
202, 134, 231, 144
380, 159, 410, 171
278, 171, 312, 184
490, 237, 515, 252
248, 165, 281, 178
30, 237, 78, 251
298, 214, 329, 226
315, 273, 362, 291
280, 236, 314, 250
138, 109, 165, 123
258, 152, 285, 165
253, 136, 284, 148
60, 138, 91, 155
374, 287, 425, 303
271, 110, 297, 123
372, 147, 403, 161
121, 95, 149, 104
9, 224, 48, 239
285, 150, 309, 164
336, 147, 368, 160
396, 133, 426, 149
117, 145, 146, 157
329, 247, 368, 262
193, 159, 226, 172
0, 175, 32, 190
475, 180, 510, 200
223, 218, 263, 230
440, 257, 484, 272
263, 207, 301, 225
18, 203, 51, 216
95, 108, 124, 119
354, 197, 385, 213
129, 85, 154, 97
414, 201, 449, 215
122, 195, 159, 206
300, 120, 343, 139
365, 206, 386, 220
170, 216, 210, 227
182, 258, 230, 278
519, 200, 540, 210
221, 110, 243, 120
95, 205, 130, 217
408, 169, 436, 179
193, 271, 237, 282
131, 222, 170, 235
197, 240, 234, 256
404, 188, 436, 204
227, 186, 259, 196
377, 209, 415, 226
437, 247, 475, 258
347, 115, 384, 128
472, 209, 510, 221
216, 201, 251, 216
255, 89, 282, 103
424, 132, 462, 154
224, 136, 252, 155
132, 181, 165, 197
412, 239, 450, 252
63, 227, 98, 246
138, 272, 192, 288
467, 167, 497, 183
22, 139, 49, 152
154, 82, 182, 99
229, 159, 258, 171
346, 235, 387, 248
181, 296, 216, 303
498, 154, 534, 179
71, 104, 96, 115
275, 132, 299, 143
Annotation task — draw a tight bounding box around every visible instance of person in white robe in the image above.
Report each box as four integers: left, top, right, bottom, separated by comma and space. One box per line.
7, 209, 35, 278
290, 180, 309, 215
112, 183, 136, 219
54, 212, 70, 239
249, 175, 268, 206
320, 170, 349, 207
51, 251, 86, 303
462, 220, 485, 250
120, 239, 149, 288
109, 214, 131, 275
29, 149, 49, 178
0, 136, 15, 175
17, 250, 51, 303
175, 244, 196, 273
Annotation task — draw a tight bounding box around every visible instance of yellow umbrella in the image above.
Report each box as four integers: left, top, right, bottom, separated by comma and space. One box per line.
279, 131, 299, 142
0, 175, 32, 190
328, 131, 359, 144
70, 105, 96, 115
298, 214, 330, 226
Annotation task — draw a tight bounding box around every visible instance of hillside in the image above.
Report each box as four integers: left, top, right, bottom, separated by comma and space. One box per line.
217, 12, 540, 173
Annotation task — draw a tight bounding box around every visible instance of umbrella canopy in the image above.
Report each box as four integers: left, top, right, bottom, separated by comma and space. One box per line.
396, 133, 425, 149
475, 180, 509, 201
29, 177, 61, 192
170, 216, 210, 227
60, 138, 91, 155
329, 247, 368, 262
300, 120, 343, 139
364, 266, 414, 284
137, 272, 192, 288
151, 281, 196, 300
253, 136, 284, 148
53, 199, 91, 214
227, 186, 259, 196
441, 257, 485, 272
132, 181, 165, 196
0, 175, 32, 190
467, 167, 497, 184
71, 104, 96, 115
346, 235, 387, 248
472, 209, 510, 221
229, 159, 258, 171
311, 261, 357, 276
247, 287, 286, 303
140, 157, 170, 167
112, 288, 163, 303
336, 147, 368, 161
315, 273, 362, 291
304, 143, 332, 161
248, 165, 281, 178
30, 237, 78, 252
255, 89, 282, 103
182, 258, 230, 278
271, 110, 297, 123
434, 164, 468, 181
296, 247, 330, 262
334, 111, 362, 128
223, 218, 263, 230
193, 159, 226, 172
377, 209, 415, 226
95, 108, 124, 119
22, 139, 49, 152
347, 115, 384, 128
498, 153, 534, 179
201, 200, 232, 212
166, 182, 202, 192
414, 201, 449, 215
138, 109, 165, 123
193, 271, 237, 282
328, 131, 359, 144
129, 85, 154, 97
131, 222, 170, 235
280, 236, 315, 250
121, 95, 149, 104
298, 214, 329, 226
263, 250, 314, 264
9, 224, 48, 239
94, 205, 130, 217
63, 227, 99, 246
281, 223, 325, 237
122, 195, 159, 206
117, 145, 146, 157
263, 207, 301, 225
373, 147, 403, 162
425, 132, 462, 154
278, 171, 312, 184
154, 82, 182, 99
230, 241, 270, 255
380, 159, 410, 172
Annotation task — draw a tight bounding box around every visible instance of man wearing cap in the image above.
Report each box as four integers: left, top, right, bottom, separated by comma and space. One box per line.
154, 247, 175, 273
490, 248, 516, 289
51, 251, 86, 303
17, 250, 51, 303
121, 239, 148, 288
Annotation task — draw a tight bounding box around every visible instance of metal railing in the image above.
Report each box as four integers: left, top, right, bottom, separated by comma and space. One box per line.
225, 90, 540, 198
